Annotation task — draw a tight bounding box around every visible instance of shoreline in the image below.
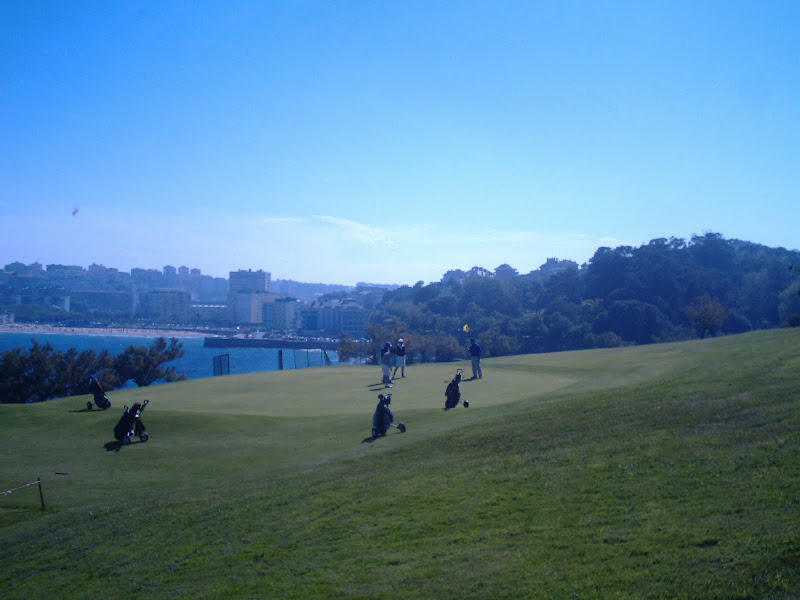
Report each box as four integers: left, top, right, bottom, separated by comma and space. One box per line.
0, 323, 209, 338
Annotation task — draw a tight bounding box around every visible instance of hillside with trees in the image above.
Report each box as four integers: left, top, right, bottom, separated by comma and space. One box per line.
366, 233, 800, 361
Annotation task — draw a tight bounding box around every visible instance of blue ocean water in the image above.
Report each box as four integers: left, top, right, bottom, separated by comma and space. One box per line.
0, 332, 336, 383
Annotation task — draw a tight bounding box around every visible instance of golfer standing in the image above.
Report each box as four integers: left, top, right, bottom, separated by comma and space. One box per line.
393, 338, 407, 379
468, 338, 482, 379
380, 341, 393, 387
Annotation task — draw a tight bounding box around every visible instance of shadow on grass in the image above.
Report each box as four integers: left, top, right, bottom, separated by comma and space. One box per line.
104, 439, 147, 452
70, 403, 113, 413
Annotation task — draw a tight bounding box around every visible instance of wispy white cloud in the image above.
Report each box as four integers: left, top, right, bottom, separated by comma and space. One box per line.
312, 215, 399, 249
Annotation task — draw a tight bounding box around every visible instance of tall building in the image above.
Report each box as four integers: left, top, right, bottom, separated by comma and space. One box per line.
229, 269, 271, 293
263, 297, 300, 332
228, 292, 268, 324
139, 290, 190, 322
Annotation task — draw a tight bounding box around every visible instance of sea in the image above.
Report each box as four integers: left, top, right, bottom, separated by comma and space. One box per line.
0, 331, 338, 384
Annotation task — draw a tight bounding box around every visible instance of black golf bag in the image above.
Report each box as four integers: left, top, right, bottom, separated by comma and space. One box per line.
113, 399, 149, 445
372, 394, 406, 438
87, 376, 111, 410
445, 369, 468, 409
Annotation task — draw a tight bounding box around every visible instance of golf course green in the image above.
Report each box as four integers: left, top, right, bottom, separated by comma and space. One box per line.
2, 328, 799, 598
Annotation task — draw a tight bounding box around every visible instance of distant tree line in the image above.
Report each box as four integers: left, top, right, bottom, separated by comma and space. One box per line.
0, 337, 186, 403
364, 233, 800, 361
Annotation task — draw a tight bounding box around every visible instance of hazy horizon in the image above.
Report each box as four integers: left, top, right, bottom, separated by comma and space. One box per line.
3, 2, 798, 285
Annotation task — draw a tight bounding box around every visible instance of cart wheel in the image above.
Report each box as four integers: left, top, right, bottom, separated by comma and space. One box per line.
122, 435, 131, 446
87, 401, 93, 411
399, 423, 406, 433
140, 431, 149, 442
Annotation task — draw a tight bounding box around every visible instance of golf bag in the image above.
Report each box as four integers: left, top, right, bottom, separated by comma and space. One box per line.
372, 394, 406, 438
86, 376, 111, 410
444, 369, 467, 409
113, 399, 149, 445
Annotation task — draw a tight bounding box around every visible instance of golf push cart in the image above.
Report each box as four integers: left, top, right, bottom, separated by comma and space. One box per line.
113, 399, 150, 445
372, 393, 406, 438
445, 368, 468, 409
86, 375, 111, 410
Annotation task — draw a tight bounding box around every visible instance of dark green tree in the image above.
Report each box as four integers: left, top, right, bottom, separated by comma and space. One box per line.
0, 341, 116, 403
113, 337, 186, 387
336, 332, 360, 361
685, 296, 727, 338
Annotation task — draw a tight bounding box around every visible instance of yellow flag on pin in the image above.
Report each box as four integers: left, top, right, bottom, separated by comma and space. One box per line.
462, 324, 469, 332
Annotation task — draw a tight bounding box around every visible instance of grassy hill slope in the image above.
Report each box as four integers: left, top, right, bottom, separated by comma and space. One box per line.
2, 329, 799, 599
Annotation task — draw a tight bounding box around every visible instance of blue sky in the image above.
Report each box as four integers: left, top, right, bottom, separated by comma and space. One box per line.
2, 1, 798, 285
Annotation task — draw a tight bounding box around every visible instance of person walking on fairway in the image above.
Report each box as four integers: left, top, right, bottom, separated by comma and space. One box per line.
393, 338, 407, 379
468, 338, 482, 379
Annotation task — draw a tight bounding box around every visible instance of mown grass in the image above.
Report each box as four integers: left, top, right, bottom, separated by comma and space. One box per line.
2, 329, 799, 599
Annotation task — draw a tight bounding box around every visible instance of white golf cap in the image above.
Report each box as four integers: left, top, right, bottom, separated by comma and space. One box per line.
398, 338, 403, 342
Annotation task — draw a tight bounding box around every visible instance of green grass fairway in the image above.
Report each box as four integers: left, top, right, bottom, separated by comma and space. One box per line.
2, 329, 799, 599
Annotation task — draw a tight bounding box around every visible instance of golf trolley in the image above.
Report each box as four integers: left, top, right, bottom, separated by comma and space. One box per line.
86, 376, 111, 410
372, 393, 406, 438
445, 369, 468, 409
113, 399, 149, 445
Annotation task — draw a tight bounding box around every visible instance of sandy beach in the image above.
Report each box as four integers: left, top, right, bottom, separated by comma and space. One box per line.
0, 323, 209, 338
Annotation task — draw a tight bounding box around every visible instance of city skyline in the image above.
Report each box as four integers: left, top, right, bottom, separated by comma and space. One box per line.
2, 256, 554, 287
3, 2, 799, 285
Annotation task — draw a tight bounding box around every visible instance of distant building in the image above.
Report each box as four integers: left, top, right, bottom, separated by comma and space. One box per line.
46, 264, 84, 273
525, 258, 579, 283
131, 268, 164, 288
467, 266, 494, 278
494, 263, 519, 279
4, 262, 43, 274
9, 286, 70, 311
139, 289, 191, 322
229, 269, 270, 294
228, 291, 272, 324
300, 297, 367, 338
262, 296, 301, 332
190, 303, 227, 323
87, 263, 119, 276
71, 289, 134, 316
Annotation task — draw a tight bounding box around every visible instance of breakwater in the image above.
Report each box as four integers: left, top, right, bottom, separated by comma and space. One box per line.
203, 337, 338, 350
